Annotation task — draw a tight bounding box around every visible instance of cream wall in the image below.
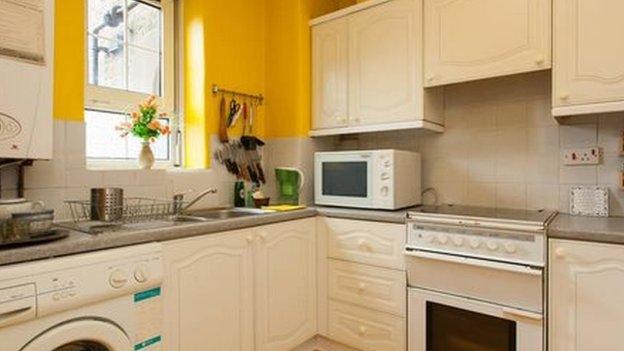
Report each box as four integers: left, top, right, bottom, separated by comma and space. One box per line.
268, 71, 624, 216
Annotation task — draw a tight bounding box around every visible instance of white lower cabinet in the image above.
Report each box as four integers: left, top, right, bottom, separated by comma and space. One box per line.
328, 300, 406, 351
318, 217, 407, 351
163, 218, 317, 351
549, 239, 624, 351
255, 220, 318, 351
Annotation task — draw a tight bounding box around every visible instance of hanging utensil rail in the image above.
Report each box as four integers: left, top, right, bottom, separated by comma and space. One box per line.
212, 84, 264, 105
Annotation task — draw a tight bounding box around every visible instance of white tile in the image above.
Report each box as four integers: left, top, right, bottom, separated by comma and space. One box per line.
496, 156, 527, 183
24, 159, 66, 189
526, 98, 557, 127
467, 182, 497, 207
559, 163, 597, 185
467, 158, 496, 183
495, 101, 526, 129
526, 156, 559, 184
559, 123, 597, 148
527, 184, 559, 210
496, 183, 527, 209
65, 169, 104, 189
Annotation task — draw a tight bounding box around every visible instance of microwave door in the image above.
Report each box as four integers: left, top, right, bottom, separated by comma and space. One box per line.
316, 156, 374, 207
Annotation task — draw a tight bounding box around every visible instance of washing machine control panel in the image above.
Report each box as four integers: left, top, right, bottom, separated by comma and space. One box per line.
0, 243, 163, 322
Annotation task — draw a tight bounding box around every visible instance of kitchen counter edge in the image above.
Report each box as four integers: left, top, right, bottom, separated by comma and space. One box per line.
0, 206, 408, 266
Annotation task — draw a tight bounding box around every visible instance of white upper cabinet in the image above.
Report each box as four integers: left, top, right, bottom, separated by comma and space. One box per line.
348, 0, 420, 126
549, 239, 624, 351
553, 0, 624, 117
424, 0, 551, 87
255, 219, 317, 351
310, 0, 444, 137
312, 18, 349, 130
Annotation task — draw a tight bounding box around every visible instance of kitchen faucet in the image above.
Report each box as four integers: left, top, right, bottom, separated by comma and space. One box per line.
173, 188, 218, 215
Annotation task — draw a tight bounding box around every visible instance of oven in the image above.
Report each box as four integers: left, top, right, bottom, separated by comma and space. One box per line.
405, 207, 552, 351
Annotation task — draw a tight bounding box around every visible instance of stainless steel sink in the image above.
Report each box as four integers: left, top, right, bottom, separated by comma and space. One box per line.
170, 215, 213, 223
185, 208, 270, 220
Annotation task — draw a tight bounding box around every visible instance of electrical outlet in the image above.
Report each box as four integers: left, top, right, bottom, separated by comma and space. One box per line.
563, 147, 601, 166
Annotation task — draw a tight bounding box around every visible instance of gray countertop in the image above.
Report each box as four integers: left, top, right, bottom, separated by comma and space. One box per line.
548, 214, 624, 245
0, 206, 409, 267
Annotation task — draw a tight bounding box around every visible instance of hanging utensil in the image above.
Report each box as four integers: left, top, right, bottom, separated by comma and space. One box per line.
241, 101, 265, 150
218, 96, 228, 143
227, 98, 242, 128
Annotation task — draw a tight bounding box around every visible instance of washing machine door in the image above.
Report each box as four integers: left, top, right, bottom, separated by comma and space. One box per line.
20, 319, 132, 351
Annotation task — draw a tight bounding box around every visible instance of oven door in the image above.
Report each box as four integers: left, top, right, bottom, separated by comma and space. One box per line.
314, 152, 374, 208
408, 287, 542, 351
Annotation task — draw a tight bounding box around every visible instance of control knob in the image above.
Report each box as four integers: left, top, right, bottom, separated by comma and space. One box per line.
486, 241, 499, 251
109, 269, 128, 289
469, 238, 481, 249
437, 234, 449, 245
134, 264, 150, 283
452, 236, 464, 247
504, 243, 518, 254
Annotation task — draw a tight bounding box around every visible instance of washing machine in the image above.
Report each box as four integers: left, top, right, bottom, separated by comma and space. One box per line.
0, 243, 163, 351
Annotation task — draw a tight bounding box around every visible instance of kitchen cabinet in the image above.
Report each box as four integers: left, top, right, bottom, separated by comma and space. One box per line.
424, 0, 551, 87
312, 18, 349, 130
318, 217, 406, 351
163, 218, 317, 351
162, 229, 254, 351
255, 220, 317, 351
310, 0, 444, 137
553, 0, 624, 117
549, 239, 624, 351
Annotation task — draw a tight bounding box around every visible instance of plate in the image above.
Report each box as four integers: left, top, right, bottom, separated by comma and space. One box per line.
0, 229, 69, 249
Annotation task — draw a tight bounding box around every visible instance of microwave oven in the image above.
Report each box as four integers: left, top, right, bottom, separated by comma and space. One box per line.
314, 150, 421, 210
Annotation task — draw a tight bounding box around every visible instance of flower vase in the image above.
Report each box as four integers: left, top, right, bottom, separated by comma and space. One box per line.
139, 142, 155, 169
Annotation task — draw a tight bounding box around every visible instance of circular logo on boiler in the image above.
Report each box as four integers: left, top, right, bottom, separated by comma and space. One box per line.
0, 112, 22, 141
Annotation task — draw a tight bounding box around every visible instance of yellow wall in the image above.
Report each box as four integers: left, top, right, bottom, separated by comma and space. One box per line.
52, 0, 350, 166
53, 0, 84, 121
264, 0, 353, 138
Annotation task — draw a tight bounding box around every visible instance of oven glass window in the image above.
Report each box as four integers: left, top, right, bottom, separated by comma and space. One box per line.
322, 162, 368, 197
427, 302, 516, 351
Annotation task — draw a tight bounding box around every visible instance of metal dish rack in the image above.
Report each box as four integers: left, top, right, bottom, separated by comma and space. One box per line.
66, 197, 179, 224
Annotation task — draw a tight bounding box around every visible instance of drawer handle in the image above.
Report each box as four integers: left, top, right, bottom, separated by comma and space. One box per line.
358, 325, 368, 336
358, 240, 372, 252
554, 248, 566, 259
357, 282, 367, 292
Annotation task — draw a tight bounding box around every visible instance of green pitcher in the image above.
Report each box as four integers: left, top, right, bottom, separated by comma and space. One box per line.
275, 167, 305, 205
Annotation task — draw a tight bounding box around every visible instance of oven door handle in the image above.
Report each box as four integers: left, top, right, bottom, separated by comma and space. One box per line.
403, 250, 542, 276
501, 307, 543, 321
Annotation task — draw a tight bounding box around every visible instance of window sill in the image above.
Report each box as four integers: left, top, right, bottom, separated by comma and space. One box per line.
86, 159, 177, 171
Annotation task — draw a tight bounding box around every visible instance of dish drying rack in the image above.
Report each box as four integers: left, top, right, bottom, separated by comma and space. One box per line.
66, 197, 180, 224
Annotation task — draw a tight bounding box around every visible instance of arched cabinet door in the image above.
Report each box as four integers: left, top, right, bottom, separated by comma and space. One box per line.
162, 230, 254, 351
549, 239, 624, 351
348, 0, 421, 126
424, 0, 551, 87
312, 17, 349, 130
553, 0, 624, 114
254, 218, 317, 351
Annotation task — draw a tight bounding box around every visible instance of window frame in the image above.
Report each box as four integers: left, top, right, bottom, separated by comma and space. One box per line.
84, 0, 178, 169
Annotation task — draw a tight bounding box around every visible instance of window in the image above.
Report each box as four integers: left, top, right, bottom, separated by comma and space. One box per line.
85, 0, 178, 167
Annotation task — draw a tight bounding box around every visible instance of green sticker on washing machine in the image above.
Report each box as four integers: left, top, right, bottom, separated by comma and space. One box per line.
135, 335, 162, 350
134, 287, 161, 303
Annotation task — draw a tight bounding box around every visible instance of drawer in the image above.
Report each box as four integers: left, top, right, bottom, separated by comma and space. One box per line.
328, 259, 406, 316
323, 218, 405, 270
328, 300, 406, 351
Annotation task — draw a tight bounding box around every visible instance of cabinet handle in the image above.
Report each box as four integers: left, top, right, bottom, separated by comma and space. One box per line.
358, 325, 368, 336
258, 233, 267, 242
535, 56, 545, 65
560, 92, 570, 100
358, 240, 371, 252
357, 282, 367, 292
426, 75, 437, 82
246, 236, 254, 244
554, 247, 566, 259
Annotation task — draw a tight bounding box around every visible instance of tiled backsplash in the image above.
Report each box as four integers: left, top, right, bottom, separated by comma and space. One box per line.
1, 121, 236, 220
268, 71, 624, 216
